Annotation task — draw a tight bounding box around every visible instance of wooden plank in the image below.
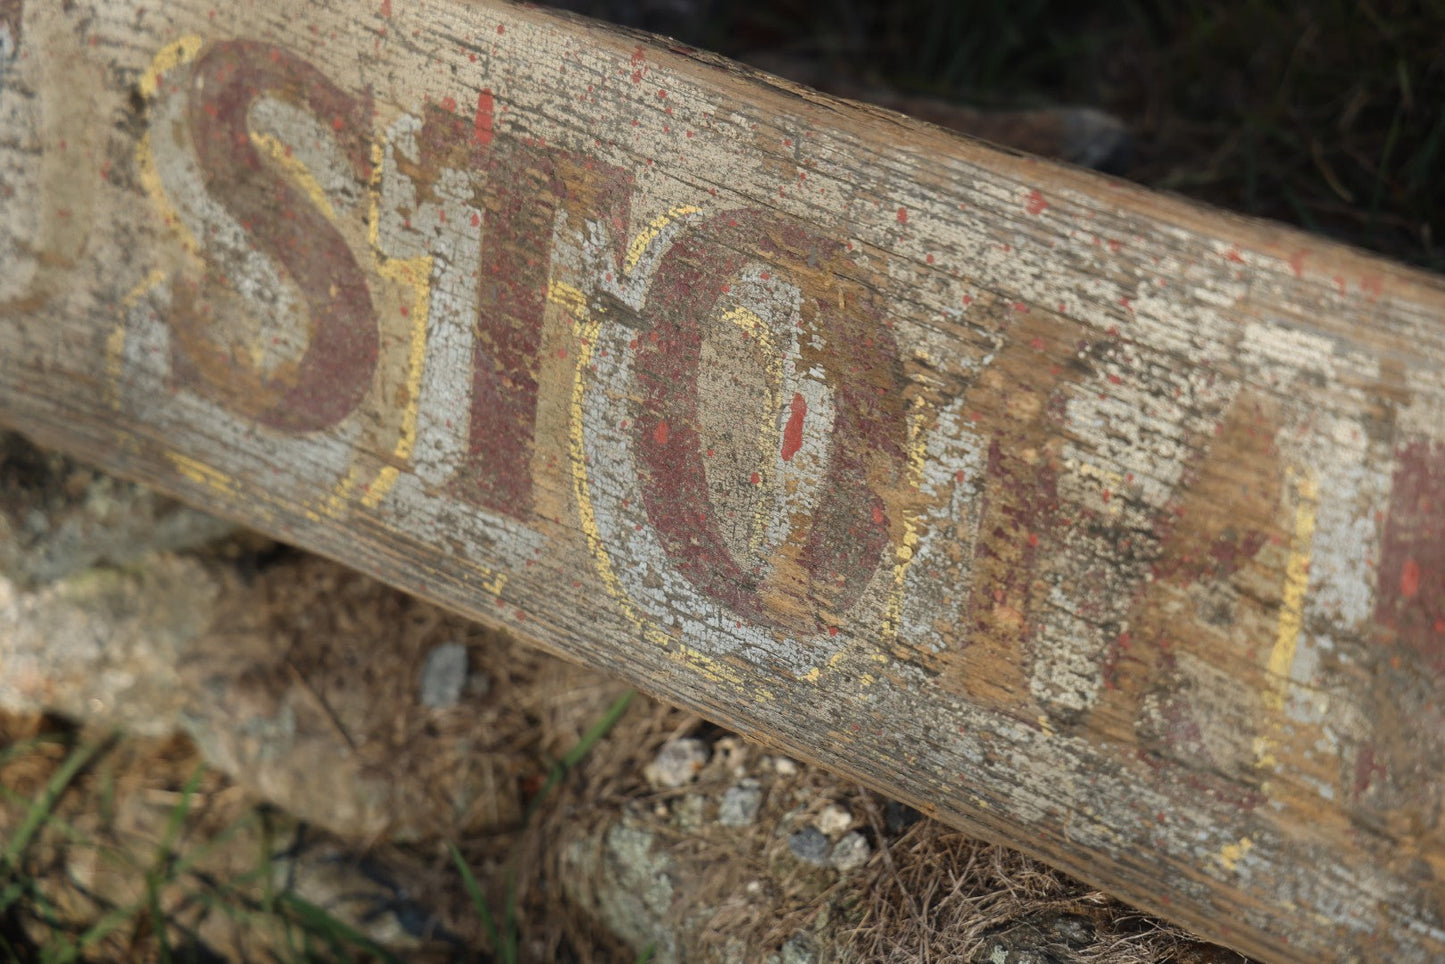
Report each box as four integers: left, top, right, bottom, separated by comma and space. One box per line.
2, 2, 1444, 959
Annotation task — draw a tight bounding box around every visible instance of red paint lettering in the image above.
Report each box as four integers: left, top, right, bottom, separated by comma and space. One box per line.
1376, 440, 1445, 671
631, 210, 908, 633
180, 41, 377, 433
781, 391, 806, 461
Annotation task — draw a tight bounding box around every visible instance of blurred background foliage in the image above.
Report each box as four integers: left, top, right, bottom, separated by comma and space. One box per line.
552, 0, 1445, 273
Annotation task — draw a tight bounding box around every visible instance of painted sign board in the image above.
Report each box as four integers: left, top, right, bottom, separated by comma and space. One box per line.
2, 2, 1445, 960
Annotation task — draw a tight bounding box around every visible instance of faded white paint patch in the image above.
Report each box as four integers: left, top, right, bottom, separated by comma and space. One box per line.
1240, 321, 1338, 389
898, 397, 985, 653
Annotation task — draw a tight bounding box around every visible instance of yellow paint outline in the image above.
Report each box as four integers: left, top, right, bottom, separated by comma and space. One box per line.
624, 205, 701, 275
560, 234, 751, 690
566, 204, 932, 690
1216, 836, 1253, 872
328, 134, 432, 514
251, 130, 338, 221
132, 38, 426, 520
1265, 468, 1318, 711
168, 452, 238, 497
135, 37, 206, 261
878, 395, 930, 656
1254, 467, 1318, 772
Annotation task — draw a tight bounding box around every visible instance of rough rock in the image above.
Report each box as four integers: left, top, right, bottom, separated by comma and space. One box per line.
816, 803, 852, 836
787, 826, 830, 866
644, 738, 709, 789
0, 431, 233, 588
418, 641, 469, 708
718, 779, 763, 827
829, 831, 871, 872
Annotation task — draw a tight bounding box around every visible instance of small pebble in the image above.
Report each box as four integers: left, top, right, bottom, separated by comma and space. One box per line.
418, 642, 468, 708
787, 826, 830, 865
718, 779, 763, 827
773, 756, 799, 777
816, 803, 852, 836
674, 794, 706, 831
644, 738, 709, 789
829, 831, 871, 871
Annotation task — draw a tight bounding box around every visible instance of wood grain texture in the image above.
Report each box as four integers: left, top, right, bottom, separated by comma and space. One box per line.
3, 2, 1445, 959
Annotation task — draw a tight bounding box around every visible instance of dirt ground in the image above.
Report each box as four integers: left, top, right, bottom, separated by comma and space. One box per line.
0, 538, 1250, 963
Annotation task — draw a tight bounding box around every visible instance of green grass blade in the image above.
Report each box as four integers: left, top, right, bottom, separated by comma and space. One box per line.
0, 736, 109, 914
503, 872, 519, 963
449, 842, 503, 956
560, 690, 635, 771
527, 688, 635, 821
277, 892, 398, 964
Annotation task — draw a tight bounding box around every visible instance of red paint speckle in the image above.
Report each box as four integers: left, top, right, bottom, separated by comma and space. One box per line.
496, 24, 505, 34
1025, 190, 1048, 216
1107, 238, 1122, 253
653, 420, 669, 445
440, 95, 457, 113
872, 505, 885, 525
474, 89, 494, 147
631, 45, 645, 66
1361, 274, 1384, 300
781, 392, 807, 461
379, 0, 391, 16
1225, 247, 1244, 264
828, 626, 839, 637
1288, 250, 1307, 278
896, 206, 908, 224
749, 471, 761, 485
470, 212, 481, 227
1402, 558, 1422, 598
631, 69, 643, 83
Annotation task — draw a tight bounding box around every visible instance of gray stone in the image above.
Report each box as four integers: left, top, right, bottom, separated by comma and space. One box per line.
787, 826, 830, 865
0, 432, 234, 588
718, 779, 762, 827
418, 642, 468, 708
644, 738, 709, 789
829, 831, 870, 872
779, 932, 816, 964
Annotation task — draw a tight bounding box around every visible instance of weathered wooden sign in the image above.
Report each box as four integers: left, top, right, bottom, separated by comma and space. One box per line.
3, 2, 1445, 960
